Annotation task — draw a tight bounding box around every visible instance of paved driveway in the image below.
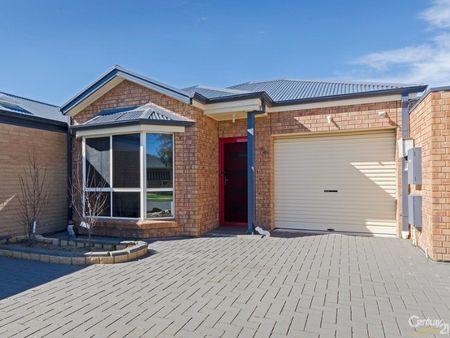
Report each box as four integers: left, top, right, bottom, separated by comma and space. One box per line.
0, 233, 450, 337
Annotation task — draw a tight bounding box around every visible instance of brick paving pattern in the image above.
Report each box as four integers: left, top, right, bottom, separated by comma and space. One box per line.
0, 234, 449, 337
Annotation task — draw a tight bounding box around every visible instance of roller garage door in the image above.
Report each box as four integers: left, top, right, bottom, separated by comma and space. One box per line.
274, 130, 397, 235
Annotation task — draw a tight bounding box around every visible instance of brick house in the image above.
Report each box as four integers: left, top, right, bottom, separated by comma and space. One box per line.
16, 64, 441, 262
0, 92, 68, 238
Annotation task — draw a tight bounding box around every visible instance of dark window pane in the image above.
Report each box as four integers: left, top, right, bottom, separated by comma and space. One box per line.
147, 191, 173, 218
146, 134, 173, 188
112, 134, 140, 188
86, 137, 110, 187
85, 192, 110, 217
113, 192, 140, 218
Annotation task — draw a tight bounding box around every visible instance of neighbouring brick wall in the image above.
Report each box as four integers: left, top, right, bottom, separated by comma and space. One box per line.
0, 123, 67, 237
219, 101, 403, 231
72, 80, 219, 237
410, 90, 450, 261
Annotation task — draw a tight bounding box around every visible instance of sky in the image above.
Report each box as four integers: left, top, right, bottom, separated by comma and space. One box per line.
0, 0, 448, 105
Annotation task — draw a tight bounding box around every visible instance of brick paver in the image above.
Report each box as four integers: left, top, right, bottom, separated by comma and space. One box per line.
0, 233, 449, 337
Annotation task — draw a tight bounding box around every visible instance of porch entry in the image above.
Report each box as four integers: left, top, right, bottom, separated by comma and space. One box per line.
219, 137, 248, 226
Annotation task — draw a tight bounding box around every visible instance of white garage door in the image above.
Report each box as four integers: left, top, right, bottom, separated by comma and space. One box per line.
274, 131, 397, 235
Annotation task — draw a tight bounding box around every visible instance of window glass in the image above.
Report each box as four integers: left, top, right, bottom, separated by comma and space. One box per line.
86, 137, 110, 187
112, 134, 140, 188
146, 134, 173, 188
147, 191, 173, 218
84, 132, 175, 220
112, 192, 140, 218
85, 192, 110, 217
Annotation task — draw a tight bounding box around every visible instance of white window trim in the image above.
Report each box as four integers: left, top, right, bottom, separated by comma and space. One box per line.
76, 124, 185, 138
145, 132, 175, 220
140, 132, 145, 220
82, 131, 175, 221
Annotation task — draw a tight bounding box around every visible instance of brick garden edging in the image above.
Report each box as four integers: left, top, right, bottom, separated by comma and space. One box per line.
0, 235, 148, 265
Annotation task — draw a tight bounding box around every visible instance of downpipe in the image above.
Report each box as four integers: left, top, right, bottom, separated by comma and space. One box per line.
401, 93, 410, 239
247, 102, 266, 235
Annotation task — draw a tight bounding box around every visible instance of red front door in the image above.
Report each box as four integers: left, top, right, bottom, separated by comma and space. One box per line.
219, 137, 248, 226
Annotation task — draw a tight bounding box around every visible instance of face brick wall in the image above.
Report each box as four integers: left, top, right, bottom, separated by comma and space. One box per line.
195, 110, 219, 234
72, 80, 219, 237
410, 90, 450, 261
0, 123, 67, 237
219, 101, 403, 231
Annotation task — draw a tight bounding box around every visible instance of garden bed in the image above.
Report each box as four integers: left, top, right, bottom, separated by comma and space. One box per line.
0, 235, 148, 265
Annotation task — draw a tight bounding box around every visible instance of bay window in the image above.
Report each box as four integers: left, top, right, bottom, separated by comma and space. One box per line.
83, 132, 174, 219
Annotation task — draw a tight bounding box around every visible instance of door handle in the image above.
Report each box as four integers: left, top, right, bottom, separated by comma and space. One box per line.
324, 190, 338, 193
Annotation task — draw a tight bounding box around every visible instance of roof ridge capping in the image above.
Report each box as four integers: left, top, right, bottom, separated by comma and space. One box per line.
283, 78, 424, 88
229, 78, 425, 88
83, 102, 193, 124
184, 85, 250, 94
140, 102, 193, 122
61, 65, 192, 115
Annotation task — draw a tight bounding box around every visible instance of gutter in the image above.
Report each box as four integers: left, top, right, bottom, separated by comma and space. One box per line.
269, 86, 427, 106
0, 110, 67, 133
70, 118, 194, 132
409, 85, 450, 112
193, 91, 273, 105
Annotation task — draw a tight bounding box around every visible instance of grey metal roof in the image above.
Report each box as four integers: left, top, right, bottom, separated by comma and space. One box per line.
227, 79, 425, 102
0, 91, 67, 123
64, 66, 427, 114
185, 79, 427, 105
76, 102, 193, 129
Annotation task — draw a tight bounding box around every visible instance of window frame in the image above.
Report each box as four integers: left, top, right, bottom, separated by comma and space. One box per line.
144, 133, 175, 220
82, 131, 175, 221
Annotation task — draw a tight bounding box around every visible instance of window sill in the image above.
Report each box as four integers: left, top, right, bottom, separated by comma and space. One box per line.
95, 218, 178, 230
145, 217, 175, 221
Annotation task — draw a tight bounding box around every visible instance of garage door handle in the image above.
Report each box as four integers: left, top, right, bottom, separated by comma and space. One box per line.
324, 190, 338, 193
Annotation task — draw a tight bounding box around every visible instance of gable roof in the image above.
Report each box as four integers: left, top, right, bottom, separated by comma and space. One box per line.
0, 91, 66, 123
61, 65, 191, 115
72, 102, 193, 131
